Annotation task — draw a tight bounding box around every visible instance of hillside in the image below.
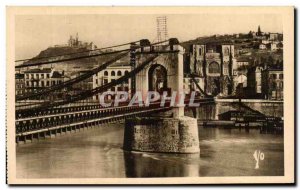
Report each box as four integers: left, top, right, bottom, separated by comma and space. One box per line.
180, 35, 238, 51
22, 45, 130, 76
180, 33, 283, 68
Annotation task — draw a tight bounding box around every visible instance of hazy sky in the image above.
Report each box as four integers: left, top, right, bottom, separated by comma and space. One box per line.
15, 14, 282, 60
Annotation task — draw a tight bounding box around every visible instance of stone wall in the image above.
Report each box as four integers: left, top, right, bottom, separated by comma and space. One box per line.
123, 116, 199, 153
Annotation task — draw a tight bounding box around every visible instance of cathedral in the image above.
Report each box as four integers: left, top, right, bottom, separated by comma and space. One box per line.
189, 44, 236, 96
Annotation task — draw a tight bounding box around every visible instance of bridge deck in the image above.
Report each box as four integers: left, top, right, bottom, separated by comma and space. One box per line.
16, 107, 170, 143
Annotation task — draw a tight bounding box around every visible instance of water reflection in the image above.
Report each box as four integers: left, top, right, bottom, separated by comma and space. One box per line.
124, 151, 200, 177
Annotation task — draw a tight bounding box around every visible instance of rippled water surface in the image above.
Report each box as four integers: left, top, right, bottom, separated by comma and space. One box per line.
16, 103, 284, 178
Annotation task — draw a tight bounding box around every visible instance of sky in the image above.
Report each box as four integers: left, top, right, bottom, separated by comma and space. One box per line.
15, 14, 283, 60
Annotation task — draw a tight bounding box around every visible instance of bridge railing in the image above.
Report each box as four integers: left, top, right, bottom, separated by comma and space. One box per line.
16, 101, 132, 119
15, 101, 169, 134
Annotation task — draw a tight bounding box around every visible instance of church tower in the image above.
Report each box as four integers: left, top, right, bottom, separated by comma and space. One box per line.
190, 44, 206, 77
221, 45, 234, 76
257, 25, 262, 36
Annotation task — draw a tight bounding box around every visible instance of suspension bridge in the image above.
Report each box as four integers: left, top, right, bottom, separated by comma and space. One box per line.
15, 38, 215, 144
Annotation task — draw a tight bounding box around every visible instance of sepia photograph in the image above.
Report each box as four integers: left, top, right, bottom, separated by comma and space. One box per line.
6, 6, 294, 184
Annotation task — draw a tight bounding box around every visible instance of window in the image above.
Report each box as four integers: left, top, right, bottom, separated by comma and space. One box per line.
224, 47, 229, 55
111, 86, 115, 91
125, 71, 129, 75
46, 81, 50, 86
277, 81, 280, 89
41, 74, 44, 79
41, 81, 44, 87
95, 79, 98, 85
208, 62, 220, 73
117, 71, 122, 76
26, 81, 29, 86
104, 79, 108, 84
111, 71, 115, 76
280, 81, 283, 88
223, 63, 228, 75
224, 68, 228, 75
272, 74, 277, 79
272, 82, 276, 89
104, 71, 108, 76
47, 74, 50, 78
26, 74, 29, 79
31, 74, 34, 79
279, 74, 283, 79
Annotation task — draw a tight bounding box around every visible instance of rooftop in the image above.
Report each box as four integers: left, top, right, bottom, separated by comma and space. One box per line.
24, 68, 52, 74
109, 61, 130, 67
267, 65, 283, 71
51, 71, 64, 78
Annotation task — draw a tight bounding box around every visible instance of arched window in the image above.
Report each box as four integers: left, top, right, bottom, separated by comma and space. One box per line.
111, 71, 115, 76
209, 62, 220, 73
117, 71, 122, 76
198, 48, 202, 56
224, 47, 230, 55
104, 71, 108, 76
223, 62, 229, 75
125, 70, 129, 75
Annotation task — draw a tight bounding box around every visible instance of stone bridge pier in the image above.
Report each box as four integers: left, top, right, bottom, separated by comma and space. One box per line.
123, 41, 200, 153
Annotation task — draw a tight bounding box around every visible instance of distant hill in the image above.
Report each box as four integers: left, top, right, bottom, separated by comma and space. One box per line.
21, 45, 130, 76
34, 46, 90, 59
180, 34, 239, 52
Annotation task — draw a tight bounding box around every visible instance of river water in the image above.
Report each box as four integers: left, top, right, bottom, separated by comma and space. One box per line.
16, 102, 284, 178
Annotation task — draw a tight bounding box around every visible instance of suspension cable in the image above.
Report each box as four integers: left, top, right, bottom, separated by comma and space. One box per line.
15, 40, 139, 63
15, 49, 130, 69
20, 51, 164, 113
16, 51, 130, 101
190, 73, 209, 97
15, 39, 170, 68
16, 40, 171, 100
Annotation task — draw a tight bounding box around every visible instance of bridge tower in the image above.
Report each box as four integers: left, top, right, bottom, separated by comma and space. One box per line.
123, 39, 200, 154
135, 40, 184, 117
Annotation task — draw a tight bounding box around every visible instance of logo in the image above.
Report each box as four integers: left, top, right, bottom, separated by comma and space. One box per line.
253, 150, 265, 169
